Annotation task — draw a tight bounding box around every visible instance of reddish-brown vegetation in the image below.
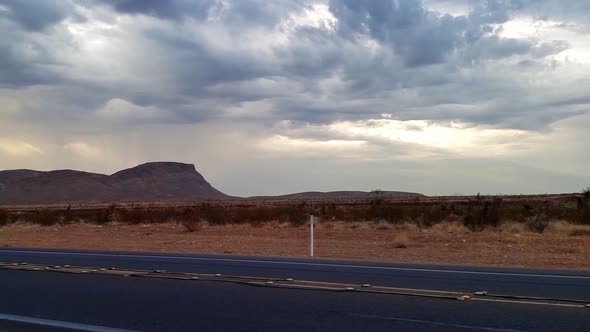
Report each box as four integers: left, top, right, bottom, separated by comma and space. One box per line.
1, 192, 587, 230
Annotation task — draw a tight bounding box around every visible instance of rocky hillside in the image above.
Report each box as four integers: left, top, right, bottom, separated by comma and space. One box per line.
0, 162, 227, 204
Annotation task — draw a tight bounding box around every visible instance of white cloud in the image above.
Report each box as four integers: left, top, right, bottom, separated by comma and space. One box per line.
282, 3, 337, 32
423, 0, 471, 16
0, 138, 43, 157
257, 135, 368, 158
63, 142, 102, 160
96, 98, 163, 121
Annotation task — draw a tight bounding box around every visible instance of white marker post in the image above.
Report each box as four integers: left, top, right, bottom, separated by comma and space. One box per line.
310, 214, 314, 257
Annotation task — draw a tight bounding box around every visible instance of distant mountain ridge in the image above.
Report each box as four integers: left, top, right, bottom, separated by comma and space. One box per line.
0, 162, 423, 204
249, 191, 424, 200
0, 162, 227, 204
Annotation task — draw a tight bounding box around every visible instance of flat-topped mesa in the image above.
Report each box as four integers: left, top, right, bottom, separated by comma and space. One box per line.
111, 162, 222, 199
111, 162, 201, 180
0, 162, 227, 204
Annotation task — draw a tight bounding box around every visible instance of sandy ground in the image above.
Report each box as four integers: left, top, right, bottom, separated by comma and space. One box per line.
0, 221, 589, 269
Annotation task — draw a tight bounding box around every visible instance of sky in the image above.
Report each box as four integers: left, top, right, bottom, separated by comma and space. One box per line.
1, 0, 589, 196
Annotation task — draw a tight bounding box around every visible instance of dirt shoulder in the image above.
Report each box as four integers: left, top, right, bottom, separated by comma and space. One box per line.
0, 221, 589, 270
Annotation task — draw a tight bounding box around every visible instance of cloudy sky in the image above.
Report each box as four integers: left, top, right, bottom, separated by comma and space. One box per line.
1, 0, 589, 196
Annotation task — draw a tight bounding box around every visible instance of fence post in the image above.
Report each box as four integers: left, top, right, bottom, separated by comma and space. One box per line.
310, 214, 314, 257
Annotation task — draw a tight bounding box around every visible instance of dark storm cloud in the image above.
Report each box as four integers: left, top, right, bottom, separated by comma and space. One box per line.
0, 0, 77, 31
329, 0, 467, 66
218, 0, 310, 26
0, 44, 56, 87
97, 0, 307, 26
146, 28, 276, 87
328, 0, 557, 67
97, 0, 216, 20
0, 20, 65, 88
0, 0, 582, 130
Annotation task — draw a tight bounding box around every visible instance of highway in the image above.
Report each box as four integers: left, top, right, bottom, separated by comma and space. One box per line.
0, 248, 589, 331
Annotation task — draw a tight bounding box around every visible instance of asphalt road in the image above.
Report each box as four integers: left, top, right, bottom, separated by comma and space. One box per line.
0, 248, 589, 332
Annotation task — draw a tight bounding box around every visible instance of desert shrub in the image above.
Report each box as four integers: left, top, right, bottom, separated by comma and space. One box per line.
146, 207, 178, 224
93, 208, 111, 225
106, 204, 118, 222
117, 208, 146, 224
367, 190, 386, 220
62, 205, 74, 224
199, 204, 227, 225
180, 208, 202, 232
32, 209, 59, 226
463, 201, 484, 232
463, 199, 502, 231
487, 198, 503, 227
526, 213, 550, 233
0, 208, 9, 226
391, 233, 409, 248
501, 203, 527, 223
386, 205, 412, 223
276, 202, 307, 225
576, 188, 590, 225
233, 206, 274, 225
419, 205, 449, 227
368, 190, 385, 201
318, 203, 337, 219
522, 201, 534, 216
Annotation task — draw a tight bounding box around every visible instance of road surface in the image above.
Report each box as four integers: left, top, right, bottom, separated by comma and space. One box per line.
0, 248, 589, 331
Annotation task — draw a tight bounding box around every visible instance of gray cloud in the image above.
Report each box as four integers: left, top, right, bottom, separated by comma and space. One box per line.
330, 0, 468, 66
0, 0, 76, 31
505, 0, 590, 24
0, 0, 588, 195
96, 0, 216, 20
0, 20, 65, 88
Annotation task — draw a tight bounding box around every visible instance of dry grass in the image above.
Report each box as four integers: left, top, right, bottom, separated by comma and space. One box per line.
391, 232, 409, 248
569, 228, 590, 237
265, 221, 292, 229
442, 214, 462, 223
430, 221, 468, 234
181, 219, 202, 232
2, 221, 590, 269
392, 222, 420, 232
320, 222, 335, 230
497, 222, 529, 234
316, 221, 374, 231
347, 222, 373, 230
372, 221, 393, 231
547, 220, 573, 235
317, 221, 413, 232
547, 220, 590, 236
547, 221, 590, 237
